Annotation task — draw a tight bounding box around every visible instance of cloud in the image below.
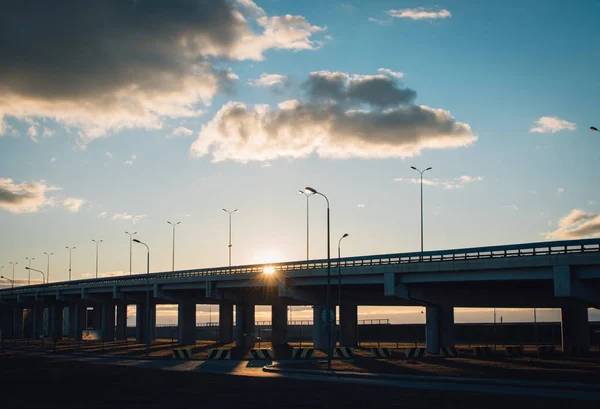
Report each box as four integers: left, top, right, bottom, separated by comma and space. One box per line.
112, 212, 147, 224
50, 157, 56, 163
557, 187, 564, 194
508, 204, 519, 211
530, 116, 576, 133
170, 126, 194, 138
105, 152, 113, 159
63, 197, 85, 212
368, 17, 391, 25
387, 8, 451, 20
27, 126, 38, 142
124, 154, 137, 166
394, 175, 483, 189
378, 68, 404, 79
0, 178, 61, 213
0, 0, 325, 143
545, 209, 600, 239
358, 204, 366, 208
248, 73, 288, 87
98, 211, 107, 218
42, 127, 55, 138
191, 71, 475, 162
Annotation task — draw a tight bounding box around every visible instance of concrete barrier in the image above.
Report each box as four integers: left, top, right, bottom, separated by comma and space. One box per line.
565, 345, 587, 357
440, 347, 459, 357
333, 347, 355, 358
505, 345, 524, 357
537, 345, 555, 357
472, 346, 492, 359
370, 347, 392, 358
250, 348, 274, 359
404, 348, 426, 358
207, 348, 231, 360
292, 348, 314, 359
172, 348, 193, 359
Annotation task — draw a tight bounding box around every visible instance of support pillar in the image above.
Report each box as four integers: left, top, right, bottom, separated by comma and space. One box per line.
234, 303, 255, 348
136, 302, 156, 344
340, 302, 358, 347
178, 301, 196, 346
426, 304, 455, 354
101, 303, 115, 342
219, 303, 233, 344
33, 303, 44, 339
0, 305, 15, 338
271, 301, 288, 346
73, 304, 86, 341
23, 308, 33, 339
14, 306, 23, 339
561, 304, 589, 354
115, 304, 127, 341
50, 304, 64, 342
312, 305, 328, 349
91, 306, 102, 329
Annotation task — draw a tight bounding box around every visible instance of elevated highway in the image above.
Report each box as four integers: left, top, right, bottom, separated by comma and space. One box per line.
1, 238, 599, 354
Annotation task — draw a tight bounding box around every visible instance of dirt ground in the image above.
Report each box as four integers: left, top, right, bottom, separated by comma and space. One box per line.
0, 353, 597, 409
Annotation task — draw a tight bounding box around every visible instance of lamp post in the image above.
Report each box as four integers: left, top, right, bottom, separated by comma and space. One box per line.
304, 186, 332, 370
9, 262, 17, 286
92, 239, 103, 279
25, 257, 34, 286
44, 252, 53, 283
337, 233, 349, 346
298, 190, 315, 260
25, 267, 45, 284
125, 232, 137, 275
65, 247, 76, 281
133, 238, 150, 357
167, 221, 181, 272
0, 276, 13, 289
222, 209, 238, 268
410, 166, 432, 255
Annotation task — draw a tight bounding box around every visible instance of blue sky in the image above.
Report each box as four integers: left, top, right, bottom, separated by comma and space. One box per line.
1, 0, 599, 323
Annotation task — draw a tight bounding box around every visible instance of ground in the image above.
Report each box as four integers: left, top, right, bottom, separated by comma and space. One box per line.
0, 353, 597, 409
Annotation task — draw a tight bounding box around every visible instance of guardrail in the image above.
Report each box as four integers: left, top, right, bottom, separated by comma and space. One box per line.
2, 238, 599, 295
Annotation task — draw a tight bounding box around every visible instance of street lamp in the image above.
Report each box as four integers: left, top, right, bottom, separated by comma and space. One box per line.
337, 233, 349, 346
304, 186, 333, 370
133, 238, 151, 357
298, 190, 315, 260
25, 267, 45, 284
44, 252, 53, 283
25, 257, 35, 286
0, 276, 13, 289
9, 262, 17, 286
65, 247, 76, 281
167, 221, 181, 272
410, 166, 432, 255
92, 239, 103, 279
222, 209, 238, 268
125, 232, 137, 275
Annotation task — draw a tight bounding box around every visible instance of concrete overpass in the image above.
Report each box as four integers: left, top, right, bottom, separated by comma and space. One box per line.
1, 238, 599, 354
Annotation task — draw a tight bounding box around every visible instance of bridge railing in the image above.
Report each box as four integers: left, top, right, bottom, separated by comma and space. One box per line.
2, 238, 599, 295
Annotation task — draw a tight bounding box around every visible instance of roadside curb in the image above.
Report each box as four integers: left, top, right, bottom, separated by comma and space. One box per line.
262, 365, 600, 392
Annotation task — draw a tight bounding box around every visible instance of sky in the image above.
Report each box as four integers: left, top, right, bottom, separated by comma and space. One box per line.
1, 0, 599, 324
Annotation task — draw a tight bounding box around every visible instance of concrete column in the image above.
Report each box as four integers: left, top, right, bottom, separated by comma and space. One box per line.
0, 305, 15, 338
178, 301, 196, 346
136, 302, 156, 344
50, 304, 64, 342
73, 304, 86, 341
101, 303, 115, 342
312, 305, 328, 349
33, 303, 44, 339
115, 304, 127, 340
219, 303, 234, 344
14, 306, 23, 339
23, 308, 33, 338
340, 302, 358, 347
234, 303, 255, 348
271, 301, 288, 346
91, 306, 102, 329
561, 305, 589, 354
426, 304, 455, 354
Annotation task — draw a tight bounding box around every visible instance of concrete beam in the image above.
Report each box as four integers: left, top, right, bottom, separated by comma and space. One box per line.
278, 285, 322, 305
554, 265, 600, 307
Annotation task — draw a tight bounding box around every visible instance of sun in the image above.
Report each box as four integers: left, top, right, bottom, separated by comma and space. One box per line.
263, 266, 275, 275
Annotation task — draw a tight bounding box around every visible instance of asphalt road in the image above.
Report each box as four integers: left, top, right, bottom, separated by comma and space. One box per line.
1, 353, 597, 409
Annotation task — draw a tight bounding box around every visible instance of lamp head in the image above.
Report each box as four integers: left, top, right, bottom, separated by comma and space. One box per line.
234, 209, 238, 213
222, 209, 227, 212
305, 187, 317, 194
342, 233, 349, 238
25, 267, 30, 270
591, 126, 598, 132
426, 167, 432, 171
133, 239, 141, 244
410, 166, 417, 170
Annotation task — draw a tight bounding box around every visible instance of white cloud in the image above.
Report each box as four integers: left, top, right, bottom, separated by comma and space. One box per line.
0, 177, 61, 213
395, 175, 483, 190
98, 211, 107, 218
124, 154, 137, 166
112, 212, 147, 224
63, 198, 85, 212
0, 1, 325, 144
545, 209, 600, 239
42, 127, 55, 138
378, 68, 404, 79
260, 163, 272, 168
248, 73, 288, 87
170, 126, 194, 138
368, 17, 391, 25
557, 187, 564, 194
27, 125, 38, 142
191, 71, 475, 162
387, 8, 451, 20
358, 204, 366, 208
509, 204, 519, 211
105, 152, 113, 159
530, 116, 576, 133
50, 157, 56, 163
589, 200, 597, 206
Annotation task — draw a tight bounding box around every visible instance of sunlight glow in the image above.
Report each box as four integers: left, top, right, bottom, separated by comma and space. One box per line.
263, 266, 275, 275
